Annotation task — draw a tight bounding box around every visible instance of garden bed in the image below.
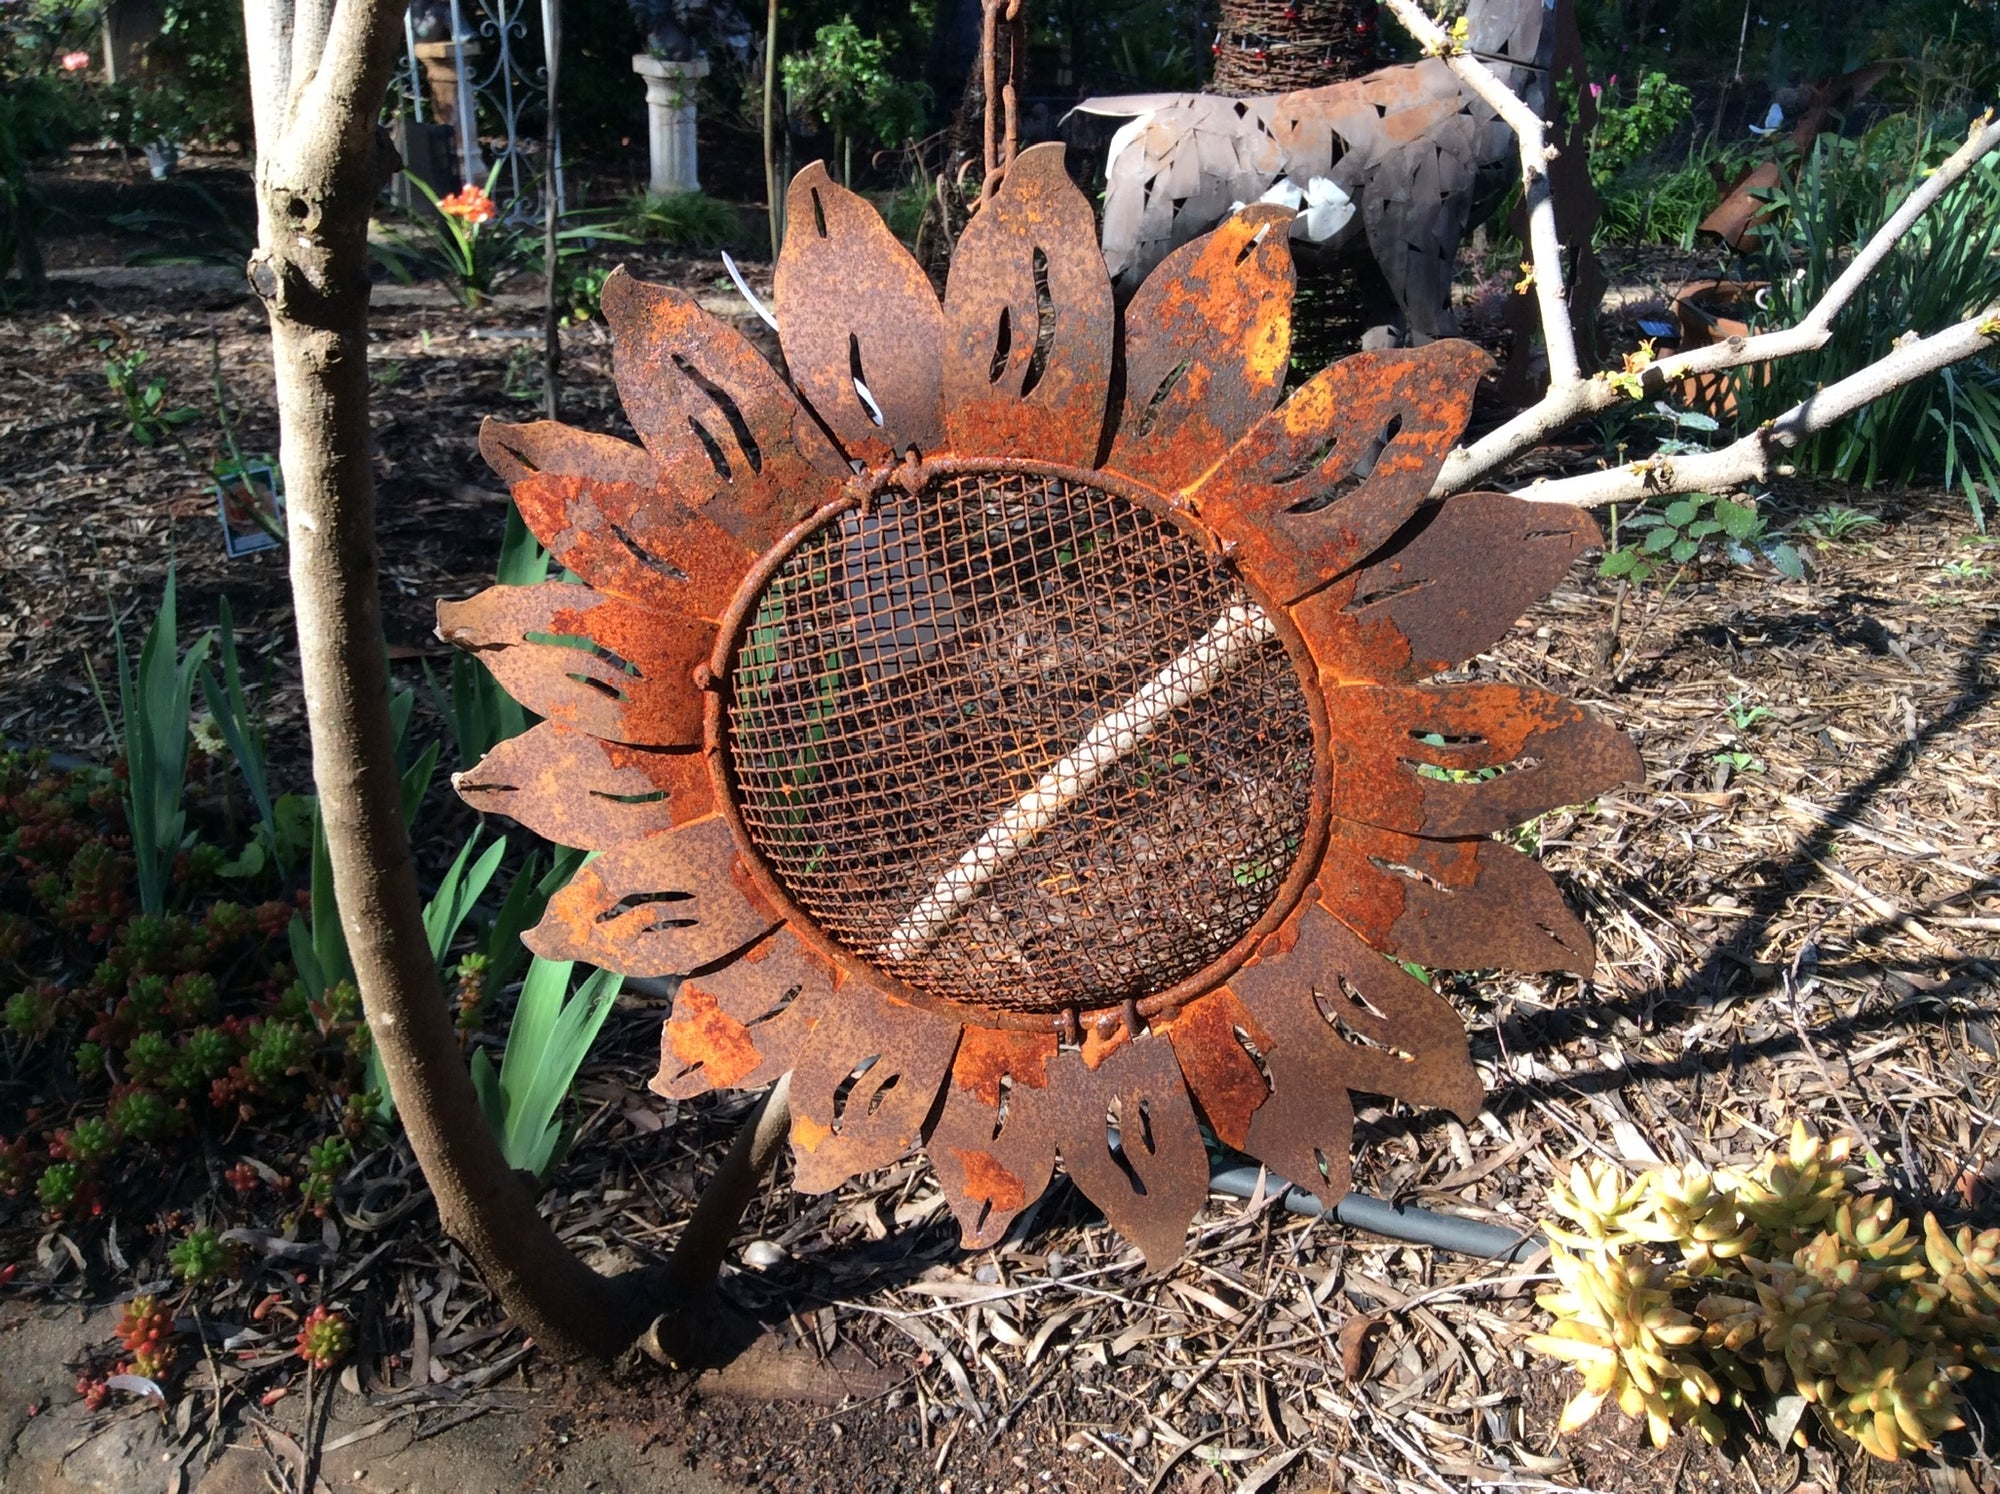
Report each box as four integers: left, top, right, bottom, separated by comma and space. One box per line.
1, 196, 1997, 1494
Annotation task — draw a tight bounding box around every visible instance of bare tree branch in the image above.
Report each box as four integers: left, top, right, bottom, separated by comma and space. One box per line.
1514, 303, 2000, 508
239, 0, 294, 185
1436, 112, 2000, 498
1379, 0, 1580, 386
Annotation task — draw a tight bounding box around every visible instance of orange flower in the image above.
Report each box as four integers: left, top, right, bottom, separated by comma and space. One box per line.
437, 185, 496, 224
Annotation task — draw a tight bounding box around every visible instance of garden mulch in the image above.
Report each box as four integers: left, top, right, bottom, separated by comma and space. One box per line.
1, 165, 1998, 1494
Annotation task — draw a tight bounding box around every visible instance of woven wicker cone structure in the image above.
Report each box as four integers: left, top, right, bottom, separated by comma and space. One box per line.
441, 145, 1640, 1269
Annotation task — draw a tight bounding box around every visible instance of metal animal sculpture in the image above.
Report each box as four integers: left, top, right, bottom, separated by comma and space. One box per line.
1074, 0, 1555, 341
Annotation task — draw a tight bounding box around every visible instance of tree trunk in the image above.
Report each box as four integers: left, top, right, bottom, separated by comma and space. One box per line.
1210, 0, 1379, 96
241, 0, 645, 1363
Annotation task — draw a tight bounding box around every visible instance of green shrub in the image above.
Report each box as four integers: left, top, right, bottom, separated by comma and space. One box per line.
623, 190, 743, 252
1736, 116, 2000, 527
782, 19, 930, 188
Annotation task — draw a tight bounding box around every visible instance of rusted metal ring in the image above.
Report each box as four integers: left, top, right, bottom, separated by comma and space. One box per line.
702, 456, 1331, 1034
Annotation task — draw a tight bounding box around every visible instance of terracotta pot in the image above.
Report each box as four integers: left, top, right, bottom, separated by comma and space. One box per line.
1671, 279, 1769, 419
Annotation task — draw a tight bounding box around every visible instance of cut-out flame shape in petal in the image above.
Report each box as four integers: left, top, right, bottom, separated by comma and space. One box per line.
442, 144, 1640, 1271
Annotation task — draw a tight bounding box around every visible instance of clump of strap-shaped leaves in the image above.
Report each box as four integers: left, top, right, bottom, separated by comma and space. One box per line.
1529, 1123, 1999, 1461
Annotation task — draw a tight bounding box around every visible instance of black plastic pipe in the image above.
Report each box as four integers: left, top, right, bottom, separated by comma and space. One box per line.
1207, 1160, 1546, 1262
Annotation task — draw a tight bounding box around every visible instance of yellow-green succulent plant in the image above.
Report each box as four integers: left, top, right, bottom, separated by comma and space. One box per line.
1529, 1122, 1997, 1462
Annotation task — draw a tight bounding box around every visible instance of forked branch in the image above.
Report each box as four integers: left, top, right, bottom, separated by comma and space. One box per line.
1378, 0, 2000, 509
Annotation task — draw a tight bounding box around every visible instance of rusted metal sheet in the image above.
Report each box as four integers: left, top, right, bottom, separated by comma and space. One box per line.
1043, 1036, 1212, 1272
523, 815, 782, 976
1187, 342, 1490, 603
481, 416, 758, 623
435, 583, 712, 748
1291, 493, 1599, 683
444, 152, 1635, 1271
654, 927, 839, 1099
775, 163, 946, 464
1160, 986, 1272, 1152
1231, 900, 1483, 1204
480, 417, 659, 490
942, 142, 1114, 469
1316, 820, 1595, 976
453, 721, 715, 850
787, 985, 962, 1194
601, 270, 849, 549
1104, 204, 1295, 493
923, 1026, 1059, 1249
1324, 682, 1643, 838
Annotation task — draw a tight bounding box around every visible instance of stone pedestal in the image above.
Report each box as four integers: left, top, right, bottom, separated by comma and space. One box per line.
634, 55, 709, 195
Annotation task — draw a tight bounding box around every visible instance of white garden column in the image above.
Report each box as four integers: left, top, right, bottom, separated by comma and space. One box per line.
633, 55, 709, 195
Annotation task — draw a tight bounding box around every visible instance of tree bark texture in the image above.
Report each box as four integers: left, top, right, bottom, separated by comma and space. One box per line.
243, 0, 639, 1362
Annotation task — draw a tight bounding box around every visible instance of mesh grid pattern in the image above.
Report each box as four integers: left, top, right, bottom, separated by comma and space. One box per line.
724, 470, 1316, 1014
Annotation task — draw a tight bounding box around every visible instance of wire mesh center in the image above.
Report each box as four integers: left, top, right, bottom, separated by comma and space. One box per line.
724, 470, 1316, 1015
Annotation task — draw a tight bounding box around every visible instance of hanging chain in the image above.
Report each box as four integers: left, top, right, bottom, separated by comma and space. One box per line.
979, 0, 1026, 205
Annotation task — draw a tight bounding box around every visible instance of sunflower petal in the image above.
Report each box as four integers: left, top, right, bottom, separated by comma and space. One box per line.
1161, 987, 1272, 1151
1325, 682, 1640, 838
523, 814, 781, 976
436, 582, 712, 748
483, 416, 759, 621
1291, 494, 1599, 681
941, 143, 1113, 468
480, 417, 659, 489
1188, 343, 1490, 604
453, 722, 714, 851
924, 1026, 1060, 1249
776, 162, 945, 464
1238, 902, 1484, 1121
1226, 903, 1482, 1204
652, 926, 838, 1099
1105, 205, 1295, 492
787, 988, 962, 1194
601, 270, 849, 546
1316, 820, 1596, 975
1050, 1035, 1211, 1271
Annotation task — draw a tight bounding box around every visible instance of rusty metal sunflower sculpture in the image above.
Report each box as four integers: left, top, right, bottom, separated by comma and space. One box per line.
440, 145, 1639, 1269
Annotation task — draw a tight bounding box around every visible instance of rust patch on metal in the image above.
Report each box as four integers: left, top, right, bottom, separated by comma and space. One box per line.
776, 163, 946, 464
787, 988, 962, 1193
942, 143, 1113, 468
925, 1023, 1060, 1247
455, 722, 714, 850
1325, 682, 1641, 839
524, 814, 782, 977
948, 1025, 1058, 1107
1105, 205, 1295, 495
1232, 900, 1484, 1204
1045, 1036, 1210, 1272
600, 270, 848, 550
504, 469, 758, 623
1160, 986, 1271, 1152
653, 926, 838, 1099
1316, 822, 1594, 976
1191, 343, 1490, 605
436, 583, 713, 749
